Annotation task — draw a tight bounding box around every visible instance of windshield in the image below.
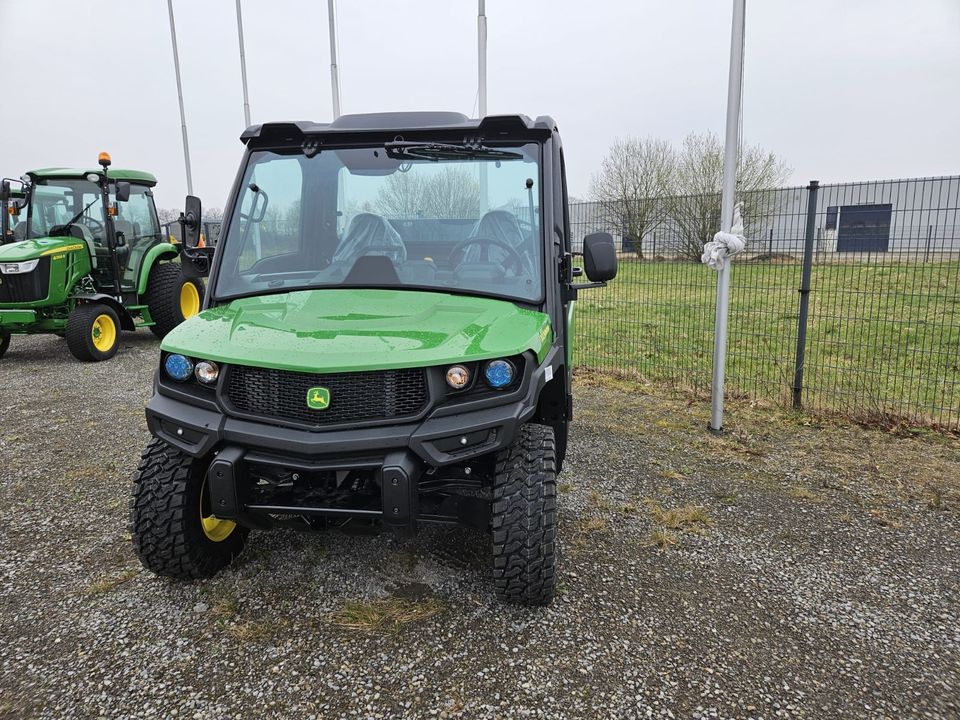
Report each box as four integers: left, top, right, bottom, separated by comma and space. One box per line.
24, 178, 104, 242
214, 143, 543, 303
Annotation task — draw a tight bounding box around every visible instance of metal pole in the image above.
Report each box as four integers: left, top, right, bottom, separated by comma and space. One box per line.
235, 0, 251, 127
327, 0, 342, 119
478, 0, 487, 116
166, 0, 193, 196
792, 181, 819, 408
478, 0, 488, 212
708, 0, 746, 433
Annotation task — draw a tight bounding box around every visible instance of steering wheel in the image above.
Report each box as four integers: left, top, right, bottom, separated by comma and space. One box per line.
448, 236, 526, 275
77, 216, 105, 235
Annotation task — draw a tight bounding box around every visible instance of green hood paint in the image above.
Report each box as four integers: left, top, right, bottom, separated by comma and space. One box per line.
162, 289, 552, 373
0, 236, 87, 263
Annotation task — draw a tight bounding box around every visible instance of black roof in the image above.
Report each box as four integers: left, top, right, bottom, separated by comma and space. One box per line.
240, 112, 557, 145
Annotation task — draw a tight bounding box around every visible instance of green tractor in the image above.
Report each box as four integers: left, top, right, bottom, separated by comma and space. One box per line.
0, 153, 204, 361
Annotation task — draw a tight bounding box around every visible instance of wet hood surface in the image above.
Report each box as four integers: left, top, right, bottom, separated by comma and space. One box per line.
162, 288, 551, 373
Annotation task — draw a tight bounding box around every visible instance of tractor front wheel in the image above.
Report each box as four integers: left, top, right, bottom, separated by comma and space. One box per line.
0, 332, 10, 359
65, 303, 121, 361
131, 438, 248, 579
146, 262, 204, 339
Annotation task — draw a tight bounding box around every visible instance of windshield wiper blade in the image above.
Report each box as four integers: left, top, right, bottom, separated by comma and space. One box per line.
384, 141, 522, 162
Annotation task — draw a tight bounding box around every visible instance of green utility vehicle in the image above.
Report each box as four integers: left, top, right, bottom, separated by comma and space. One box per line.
0, 154, 204, 361
131, 113, 617, 605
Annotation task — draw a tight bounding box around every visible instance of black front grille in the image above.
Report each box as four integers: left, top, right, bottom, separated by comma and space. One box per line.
225, 365, 429, 428
0, 257, 50, 303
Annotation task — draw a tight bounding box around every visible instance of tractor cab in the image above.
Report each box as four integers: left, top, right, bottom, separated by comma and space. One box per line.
20, 155, 162, 295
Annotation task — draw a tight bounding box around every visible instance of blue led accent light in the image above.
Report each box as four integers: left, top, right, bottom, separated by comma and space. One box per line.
164, 354, 194, 381
484, 359, 515, 389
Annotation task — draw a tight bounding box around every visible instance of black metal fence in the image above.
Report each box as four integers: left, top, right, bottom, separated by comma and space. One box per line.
572, 176, 960, 431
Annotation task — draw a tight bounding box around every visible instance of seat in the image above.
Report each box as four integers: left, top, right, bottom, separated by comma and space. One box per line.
462, 210, 534, 276
333, 213, 407, 265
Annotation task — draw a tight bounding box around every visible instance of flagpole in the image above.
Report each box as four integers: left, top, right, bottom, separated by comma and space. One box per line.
166, 0, 193, 196
236, 0, 251, 127
478, 0, 488, 212
327, 0, 342, 119
709, 0, 746, 433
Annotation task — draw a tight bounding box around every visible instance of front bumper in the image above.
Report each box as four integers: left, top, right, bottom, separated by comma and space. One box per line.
145, 346, 559, 467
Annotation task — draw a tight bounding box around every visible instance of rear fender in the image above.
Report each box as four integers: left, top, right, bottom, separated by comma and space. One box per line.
137, 244, 179, 294
74, 294, 136, 331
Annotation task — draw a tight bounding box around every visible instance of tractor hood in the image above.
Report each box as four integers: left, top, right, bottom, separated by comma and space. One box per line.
0, 237, 85, 263
162, 288, 553, 373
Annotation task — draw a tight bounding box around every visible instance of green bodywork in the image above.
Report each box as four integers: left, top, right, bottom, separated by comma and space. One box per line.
28, 168, 157, 185
162, 288, 553, 373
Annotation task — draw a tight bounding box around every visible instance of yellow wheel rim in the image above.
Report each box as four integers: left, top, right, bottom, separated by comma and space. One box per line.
91, 314, 117, 353
180, 282, 201, 319
200, 482, 236, 542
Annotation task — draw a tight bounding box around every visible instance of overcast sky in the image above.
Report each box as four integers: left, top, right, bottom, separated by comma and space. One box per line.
1, 0, 958, 211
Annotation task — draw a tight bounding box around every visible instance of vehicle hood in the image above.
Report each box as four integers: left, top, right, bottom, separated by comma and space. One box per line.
162, 289, 553, 373
0, 237, 84, 263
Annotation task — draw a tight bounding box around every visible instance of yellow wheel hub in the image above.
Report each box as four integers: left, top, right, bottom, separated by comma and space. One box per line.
200, 483, 236, 542
91, 314, 117, 353
180, 282, 201, 319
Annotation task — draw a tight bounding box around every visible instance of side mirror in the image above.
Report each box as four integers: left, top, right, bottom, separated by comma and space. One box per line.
181, 195, 202, 248
0, 180, 8, 202
115, 181, 131, 203
582, 232, 618, 282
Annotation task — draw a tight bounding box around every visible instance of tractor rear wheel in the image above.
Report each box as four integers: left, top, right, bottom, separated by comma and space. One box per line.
131, 438, 248, 579
65, 303, 121, 361
491, 423, 558, 606
0, 332, 10, 359
145, 262, 204, 339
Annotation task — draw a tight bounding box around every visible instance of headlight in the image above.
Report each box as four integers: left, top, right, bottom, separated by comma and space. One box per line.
445, 364, 471, 390
484, 359, 515, 389
0, 259, 39, 274
194, 360, 219, 385
164, 354, 194, 381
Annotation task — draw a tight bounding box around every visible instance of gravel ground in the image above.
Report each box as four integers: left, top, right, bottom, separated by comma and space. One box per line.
1, 333, 959, 719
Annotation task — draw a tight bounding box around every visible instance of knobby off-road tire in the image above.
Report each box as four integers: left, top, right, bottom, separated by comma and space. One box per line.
65, 302, 120, 361
146, 262, 204, 339
491, 422, 557, 606
0, 332, 10, 359
131, 438, 248, 579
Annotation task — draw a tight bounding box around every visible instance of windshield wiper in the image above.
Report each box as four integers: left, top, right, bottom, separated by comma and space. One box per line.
384, 141, 522, 162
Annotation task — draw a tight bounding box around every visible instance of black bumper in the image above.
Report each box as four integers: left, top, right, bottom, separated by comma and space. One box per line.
145, 348, 557, 467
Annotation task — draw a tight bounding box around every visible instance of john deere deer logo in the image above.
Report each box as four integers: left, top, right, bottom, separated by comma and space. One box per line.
306, 386, 330, 410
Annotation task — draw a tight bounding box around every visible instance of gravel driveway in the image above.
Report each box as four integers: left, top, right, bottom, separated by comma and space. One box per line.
1, 334, 958, 719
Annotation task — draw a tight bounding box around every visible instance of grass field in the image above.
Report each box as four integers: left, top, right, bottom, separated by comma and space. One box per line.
574, 258, 960, 430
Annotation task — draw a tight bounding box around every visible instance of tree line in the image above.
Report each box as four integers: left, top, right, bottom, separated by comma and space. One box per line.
589, 132, 791, 259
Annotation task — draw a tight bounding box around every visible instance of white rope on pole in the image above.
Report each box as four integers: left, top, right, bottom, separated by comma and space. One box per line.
706, 0, 747, 433
327, 0, 342, 119
478, 0, 488, 213
236, 0, 251, 128
166, 0, 194, 196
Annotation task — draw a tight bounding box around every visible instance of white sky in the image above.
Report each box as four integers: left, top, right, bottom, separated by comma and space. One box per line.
1, 0, 958, 210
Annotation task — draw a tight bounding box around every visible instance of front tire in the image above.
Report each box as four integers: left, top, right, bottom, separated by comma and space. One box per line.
130, 438, 248, 579
146, 262, 204, 339
0, 332, 10, 359
491, 423, 558, 606
65, 303, 120, 361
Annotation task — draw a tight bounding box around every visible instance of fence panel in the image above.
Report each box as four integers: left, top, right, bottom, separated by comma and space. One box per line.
571, 175, 960, 431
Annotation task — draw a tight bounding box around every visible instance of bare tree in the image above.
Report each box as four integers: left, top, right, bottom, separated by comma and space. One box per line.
589, 137, 675, 258
668, 132, 791, 259
205, 207, 224, 221
156, 207, 181, 224
376, 167, 480, 219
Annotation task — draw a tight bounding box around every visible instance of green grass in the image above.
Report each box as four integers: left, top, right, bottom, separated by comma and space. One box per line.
575, 258, 960, 429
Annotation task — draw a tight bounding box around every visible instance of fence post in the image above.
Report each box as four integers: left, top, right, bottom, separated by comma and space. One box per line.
792, 180, 819, 409
768, 227, 773, 256
924, 224, 932, 262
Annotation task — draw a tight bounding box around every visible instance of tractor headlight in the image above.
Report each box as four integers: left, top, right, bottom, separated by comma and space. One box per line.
164, 354, 194, 381
194, 360, 219, 385
0, 259, 39, 274
445, 364, 471, 390
483, 359, 516, 389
